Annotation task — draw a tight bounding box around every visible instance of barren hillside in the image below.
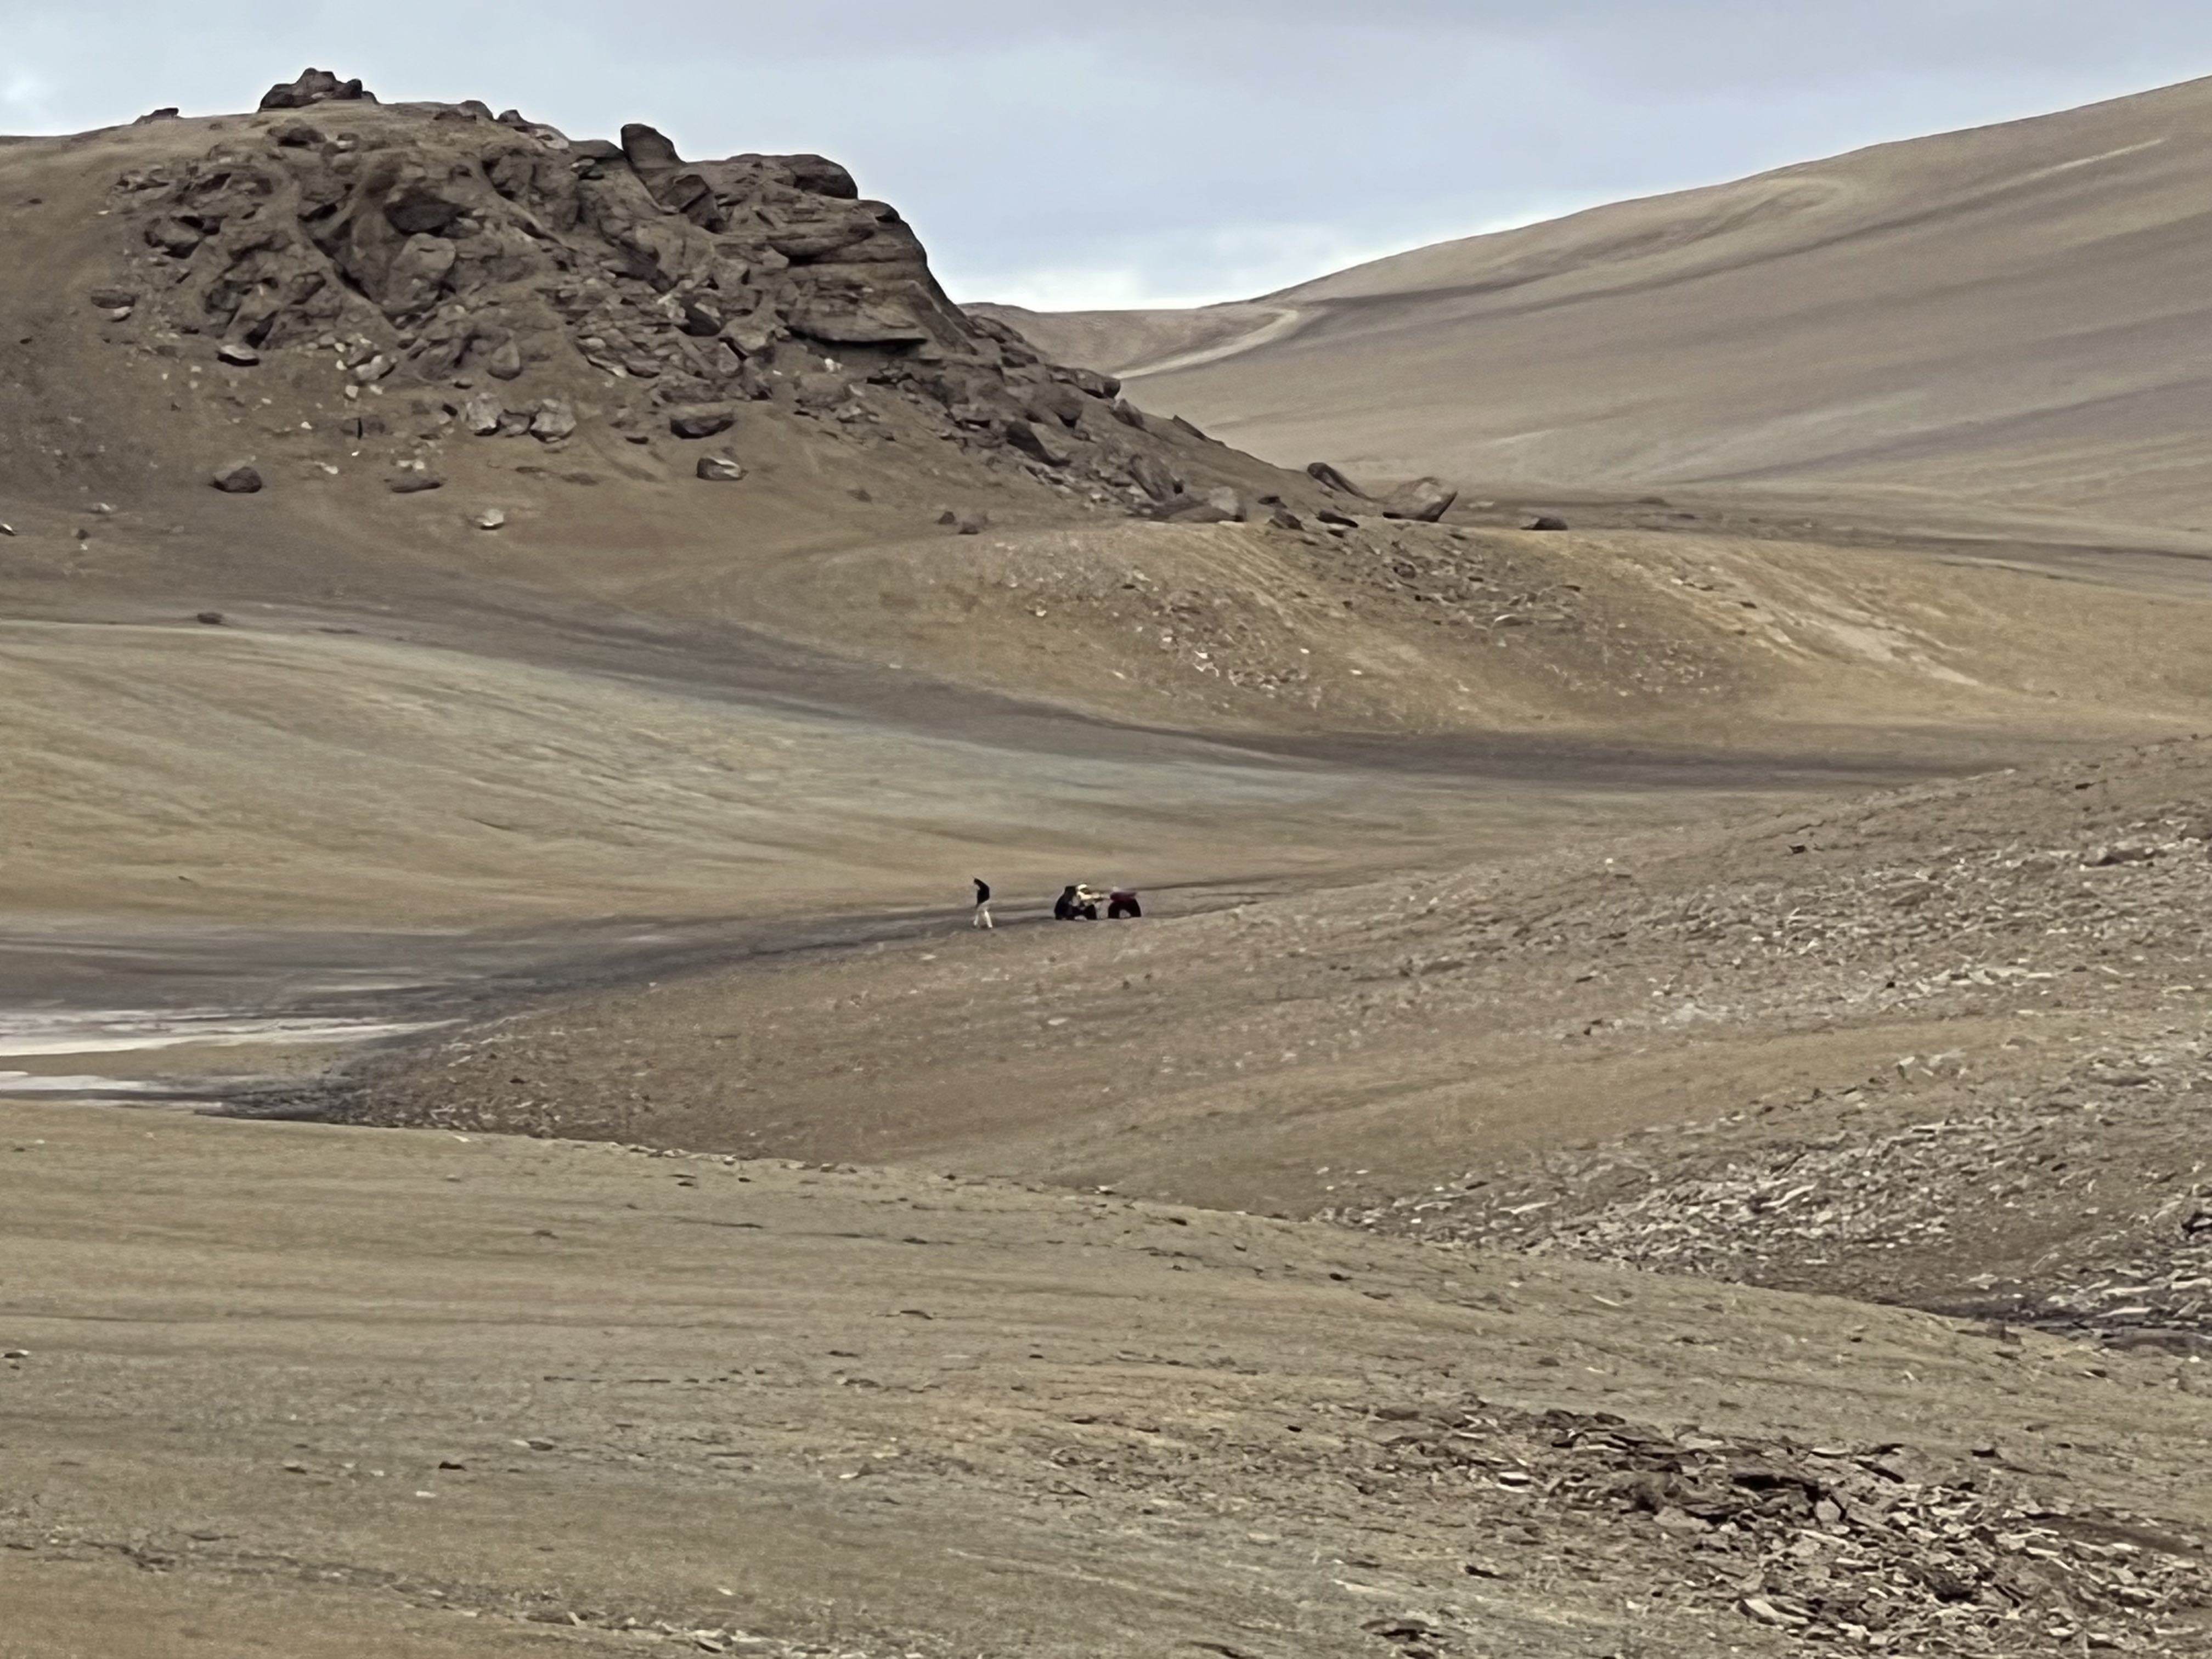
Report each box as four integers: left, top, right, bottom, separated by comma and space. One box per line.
995, 76, 2212, 537
11, 75, 2212, 926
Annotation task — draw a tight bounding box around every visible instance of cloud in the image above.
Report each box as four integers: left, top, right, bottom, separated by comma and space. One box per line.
8, 2, 2212, 306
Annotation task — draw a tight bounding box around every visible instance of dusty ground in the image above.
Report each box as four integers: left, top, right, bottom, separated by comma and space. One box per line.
7, 1098, 2212, 1658
343, 740, 2212, 1349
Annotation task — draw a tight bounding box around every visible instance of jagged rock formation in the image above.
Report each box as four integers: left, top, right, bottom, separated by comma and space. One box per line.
92, 86, 1276, 518
258, 68, 375, 112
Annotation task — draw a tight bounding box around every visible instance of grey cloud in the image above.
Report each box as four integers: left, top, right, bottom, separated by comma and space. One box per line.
10, 3, 2212, 304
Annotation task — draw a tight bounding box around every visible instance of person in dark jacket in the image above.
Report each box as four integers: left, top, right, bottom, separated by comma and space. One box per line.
972, 877, 994, 930
1054, 885, 1097, 922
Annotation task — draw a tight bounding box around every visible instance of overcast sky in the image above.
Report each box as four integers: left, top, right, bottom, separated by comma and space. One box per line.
8, 2, 2212, 308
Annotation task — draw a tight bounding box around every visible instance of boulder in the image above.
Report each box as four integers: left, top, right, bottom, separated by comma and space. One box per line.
194, 611, 225, 625
1269, 509, 1306, 532
377, 234, 457, 319
781, 155, 861, 200
269, 121, 324, 149
668, 405, 737, 439
1380, 477, 1457, 522
473, 508, 507, 529
529, 400, 578, 442
382, 173, 470, 235
1170, 487, 1245, 524
1317, 509, 1361, 528
1024, 382, 1088, 428
386, 472, 444, 494
483, 339, 525, 381
1006, 419, 1074, 467
619, 123, 684, 178
696, 454, 746, 482
210, 461, 263, 494
216, 341, 261, 366
461, 393, 505, 435
1306, 461, 1369, 497
1111, 400, 1149, 431
144, 217, 202, 257
259, 69, 373, 112
1127, 454, 1182, 503
1522, 514, 1570, 532
87, 286, 139, 311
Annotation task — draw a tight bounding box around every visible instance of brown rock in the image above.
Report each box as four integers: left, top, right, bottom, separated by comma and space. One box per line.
144, 217, 202, 257
619, 123, 684, 178
1170, 487, 1245, 524
1307, 461, 1370, 496
1006, 420, 1074, 468
259, 69, 373, 112
1380, 477, 1458, 523
461, 392, 505, 436
668, 406, 737, 439
530, 400, 578, 442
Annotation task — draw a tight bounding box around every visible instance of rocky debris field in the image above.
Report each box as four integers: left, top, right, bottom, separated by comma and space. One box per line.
1308, 744, 2212, 1350
1337, 1044, 2212, 1350
1370, 1404, 2211, 1656
73, 71, 1315, 523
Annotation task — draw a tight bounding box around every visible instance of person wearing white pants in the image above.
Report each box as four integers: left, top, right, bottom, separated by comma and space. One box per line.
972, 877, 994, 929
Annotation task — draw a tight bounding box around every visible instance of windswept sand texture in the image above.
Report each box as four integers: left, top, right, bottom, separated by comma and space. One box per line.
1001, 76, 2212, 538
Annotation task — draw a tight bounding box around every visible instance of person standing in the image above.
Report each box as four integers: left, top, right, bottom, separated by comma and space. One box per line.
972, 877, 994, 929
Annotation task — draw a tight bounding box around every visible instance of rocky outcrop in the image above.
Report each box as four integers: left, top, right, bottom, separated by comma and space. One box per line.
259, 69, 374, 112
98, 85, 1308, 523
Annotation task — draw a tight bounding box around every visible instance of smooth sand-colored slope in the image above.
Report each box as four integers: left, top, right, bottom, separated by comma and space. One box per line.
1007, 77, 2212, 534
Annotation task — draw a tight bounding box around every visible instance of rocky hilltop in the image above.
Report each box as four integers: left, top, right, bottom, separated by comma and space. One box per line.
70, 68, 1302, 519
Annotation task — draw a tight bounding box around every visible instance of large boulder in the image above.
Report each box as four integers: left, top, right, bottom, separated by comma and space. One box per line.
1306, 461, 1369, 497
461, 393, 505, 435
377, 233, 458, 319
259, 69, 373, 112
619, 123, 684, 179
1169, 487, 1245, 524
210, 460, 264, 494
668, 405, 737, 439
1127, 454, 1182, 503
1006, 420, 1074, 468
529, 399, 578, 442
1380, 477, 1458, 523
